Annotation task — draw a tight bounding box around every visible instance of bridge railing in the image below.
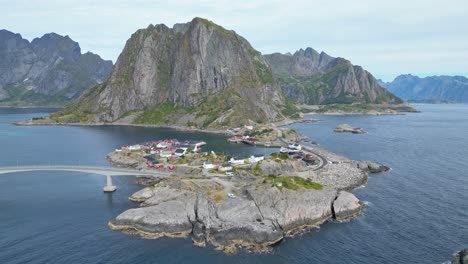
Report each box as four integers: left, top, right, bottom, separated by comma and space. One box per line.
0, 165, 148, 173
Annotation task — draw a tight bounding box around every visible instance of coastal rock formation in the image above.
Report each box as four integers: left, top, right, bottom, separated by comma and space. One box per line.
128, 187, 157, 202
104, 126, 390, 253
264, 47, 404, 106
245, 186, 337, 234
110, 177, 340, 252
109, 151, 379, 253
332, 191, 362, 220
307, 162, 368, 191
381, 74, 468, 103
191, 194, 283, 251
109, 192, 197, 238
0, 29, 113, 106
53, 17, 284, 127
334, 124, 366, 134
452, 249, 468, 264
355, 160, 390, 173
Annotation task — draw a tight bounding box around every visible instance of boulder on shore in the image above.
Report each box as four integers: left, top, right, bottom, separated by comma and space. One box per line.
452, 249, 468, 264
356, 160, 390, 173
332, 191, 362, 220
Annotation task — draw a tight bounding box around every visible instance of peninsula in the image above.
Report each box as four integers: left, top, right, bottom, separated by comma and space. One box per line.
104, 125, 389, 253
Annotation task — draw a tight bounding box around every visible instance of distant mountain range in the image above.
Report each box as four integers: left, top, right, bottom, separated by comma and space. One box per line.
265, 48, 403, 105
380, 74, 468, 103
0, 29, 113, 106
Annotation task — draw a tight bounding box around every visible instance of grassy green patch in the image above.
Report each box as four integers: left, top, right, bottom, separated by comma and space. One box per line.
249, 128, 274, 137
253, 59, 273, 84
314, 103, 374, 113
282, 98, 300, 119
266, 175, 322, 191
270, 152, 290, 160
135, 102, 177, 124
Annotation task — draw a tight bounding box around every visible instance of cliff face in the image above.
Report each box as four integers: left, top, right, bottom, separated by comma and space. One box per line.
264, 48, 403, 105
62, 18, 284, 127
381, 74, 468, 103
0, 29, 113, 106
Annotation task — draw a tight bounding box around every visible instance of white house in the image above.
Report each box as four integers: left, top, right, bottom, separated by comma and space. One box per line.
230, 157, 245, 165
128, 145, 142, 151
160, 151, 173, 158
203, 161, 216, 169
248, 155, 265, 163
156, 142, 168, 148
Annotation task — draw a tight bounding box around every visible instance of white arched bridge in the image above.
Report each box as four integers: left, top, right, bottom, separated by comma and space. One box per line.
0, 166, 170, 192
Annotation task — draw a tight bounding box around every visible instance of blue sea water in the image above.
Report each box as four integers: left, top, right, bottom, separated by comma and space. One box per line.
0, 104, 466, 263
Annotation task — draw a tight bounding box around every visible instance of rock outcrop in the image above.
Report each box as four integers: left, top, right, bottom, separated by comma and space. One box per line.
332, 191, 362, 220
0, 29, 113, 106
245, 186, 337, 234
53, 17, 284, 127
110, 178, 341, 252
355, 160, 390, 173
452, 249, 468, 264
334, 124, 366, 134
264, 47, 404, 105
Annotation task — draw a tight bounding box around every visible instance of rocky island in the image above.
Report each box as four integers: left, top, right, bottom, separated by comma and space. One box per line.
104, 130, 389, 253
334, 124, 367, 134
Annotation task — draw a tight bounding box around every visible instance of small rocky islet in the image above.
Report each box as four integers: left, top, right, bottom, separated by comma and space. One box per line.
451, 249, 468, 264
105, 129, 389, 253
334, 124, 367, 134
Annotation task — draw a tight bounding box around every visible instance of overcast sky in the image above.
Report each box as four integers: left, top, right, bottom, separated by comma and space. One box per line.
1, 0, 466, 81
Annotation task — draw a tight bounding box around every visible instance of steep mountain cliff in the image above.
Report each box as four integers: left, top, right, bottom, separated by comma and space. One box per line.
381, 74, 468, 103
264, 48, 403, 105
0, 30, 113, 106
53, 18, 284, 127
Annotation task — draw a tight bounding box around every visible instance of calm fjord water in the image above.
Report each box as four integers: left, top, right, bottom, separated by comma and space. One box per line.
0, 105, 466, 264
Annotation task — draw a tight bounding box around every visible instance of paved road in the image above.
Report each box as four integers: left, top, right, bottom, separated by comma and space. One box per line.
277, 137, 328, 171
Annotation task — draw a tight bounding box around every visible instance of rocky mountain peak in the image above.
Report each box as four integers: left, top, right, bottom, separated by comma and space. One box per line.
0, 29, 113, 106
56, 17, 283, 127
265, 48, 403, 105
31, 33, 81, 61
